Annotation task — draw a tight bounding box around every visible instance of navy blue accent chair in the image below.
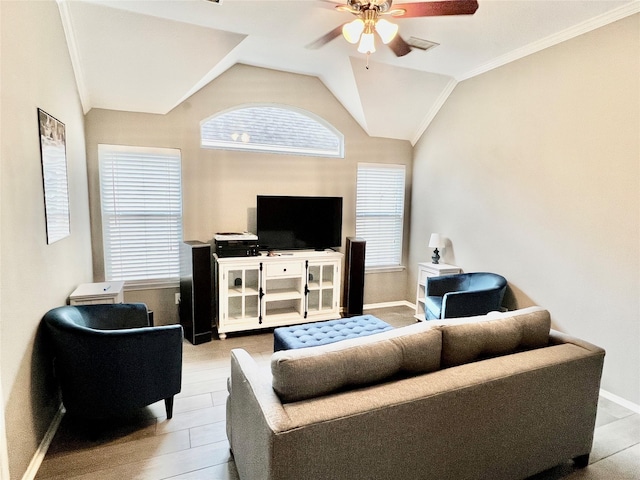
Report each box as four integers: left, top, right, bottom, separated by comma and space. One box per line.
425, 272, 507, 320
43, 303, 183, 420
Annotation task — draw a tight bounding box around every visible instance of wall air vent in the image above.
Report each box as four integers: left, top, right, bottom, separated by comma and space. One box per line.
407, 37, 440, 52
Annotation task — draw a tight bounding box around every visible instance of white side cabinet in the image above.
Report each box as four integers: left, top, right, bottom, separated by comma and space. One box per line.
415, 262, 461, 321
69, 281, 125, 305
214, 251, 343, 339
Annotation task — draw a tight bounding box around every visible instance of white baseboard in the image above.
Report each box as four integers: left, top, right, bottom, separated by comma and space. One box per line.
600, 389, 640, 414
363, 300, 415, 310
21, 404, 64, 480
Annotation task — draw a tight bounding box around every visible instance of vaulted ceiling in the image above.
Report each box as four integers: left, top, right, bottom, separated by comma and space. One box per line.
58, 0, 639, 144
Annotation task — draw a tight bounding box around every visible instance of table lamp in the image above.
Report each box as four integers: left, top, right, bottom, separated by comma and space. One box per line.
429, 233, 445, 264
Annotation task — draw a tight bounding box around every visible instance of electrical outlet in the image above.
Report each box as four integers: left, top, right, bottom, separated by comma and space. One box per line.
175, 293, 181, 305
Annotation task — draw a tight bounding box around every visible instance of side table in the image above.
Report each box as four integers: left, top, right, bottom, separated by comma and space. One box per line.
415, 263, 461, 321
69, 281, 154, 325
69, 281, 125, 305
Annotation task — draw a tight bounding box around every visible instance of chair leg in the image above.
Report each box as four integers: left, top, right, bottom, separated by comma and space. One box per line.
165, 397, 175, 419
573, 454, 590, 468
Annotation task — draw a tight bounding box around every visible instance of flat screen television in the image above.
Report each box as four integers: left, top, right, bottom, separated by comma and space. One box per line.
257, 195, 343, 251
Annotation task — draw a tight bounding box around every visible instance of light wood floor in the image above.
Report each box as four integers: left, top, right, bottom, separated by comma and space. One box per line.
36, 306, 640, 480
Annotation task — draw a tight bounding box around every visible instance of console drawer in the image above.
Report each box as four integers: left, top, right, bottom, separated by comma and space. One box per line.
266, 262, 302, 278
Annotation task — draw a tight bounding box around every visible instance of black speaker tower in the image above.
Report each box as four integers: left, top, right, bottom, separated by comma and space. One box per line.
179, 241, 213, 344
343, 237, 366, 317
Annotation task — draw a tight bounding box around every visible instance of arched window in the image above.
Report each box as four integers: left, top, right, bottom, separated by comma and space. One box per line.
200, 104, 344, 158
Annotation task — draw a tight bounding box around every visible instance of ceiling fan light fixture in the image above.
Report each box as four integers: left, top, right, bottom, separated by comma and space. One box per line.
357, 32, 376, 54
342, 19, 365, 44
375, 18, 398, 44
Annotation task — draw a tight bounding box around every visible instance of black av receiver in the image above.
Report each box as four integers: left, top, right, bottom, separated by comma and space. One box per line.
214, 233, 259, 258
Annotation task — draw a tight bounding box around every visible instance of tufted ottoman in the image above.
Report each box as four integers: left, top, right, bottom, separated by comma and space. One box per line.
273, 315, 393, 351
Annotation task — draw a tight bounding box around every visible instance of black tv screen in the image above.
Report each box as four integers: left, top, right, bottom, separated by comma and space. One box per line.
257, 195, 343, 251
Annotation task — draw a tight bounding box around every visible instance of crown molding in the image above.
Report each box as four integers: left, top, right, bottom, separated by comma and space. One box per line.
56, 0, 91, 114
458, 1, 640, 82
411, 77, 457, 146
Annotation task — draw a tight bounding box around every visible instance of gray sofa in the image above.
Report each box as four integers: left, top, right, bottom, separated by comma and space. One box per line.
226, 307, 605, 480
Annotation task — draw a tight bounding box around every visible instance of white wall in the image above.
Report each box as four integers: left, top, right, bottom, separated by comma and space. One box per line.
0, 1, 93, 477
410, 15, 639, 405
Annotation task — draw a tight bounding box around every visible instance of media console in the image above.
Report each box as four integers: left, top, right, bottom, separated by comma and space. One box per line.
214, 250, 343, 339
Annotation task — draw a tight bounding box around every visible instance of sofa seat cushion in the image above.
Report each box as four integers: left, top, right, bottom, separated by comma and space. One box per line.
440, 307, 551, 367
271, 322, 442, 403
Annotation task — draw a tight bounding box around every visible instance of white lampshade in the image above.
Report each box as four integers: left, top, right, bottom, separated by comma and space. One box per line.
428, 233, 445, 248
375, 18, 398, 44
342, 19, 364, 44
357, 32, 376, 54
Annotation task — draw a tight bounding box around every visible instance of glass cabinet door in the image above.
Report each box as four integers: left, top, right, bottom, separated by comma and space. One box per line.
224, 266, 260, 322
307, 263, 336, 314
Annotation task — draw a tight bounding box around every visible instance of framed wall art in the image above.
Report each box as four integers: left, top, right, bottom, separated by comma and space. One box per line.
38, 108, 70, 244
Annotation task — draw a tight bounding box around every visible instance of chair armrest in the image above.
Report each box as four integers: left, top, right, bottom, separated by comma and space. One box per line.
85, 325, 182, 381
441, 288, 504, 318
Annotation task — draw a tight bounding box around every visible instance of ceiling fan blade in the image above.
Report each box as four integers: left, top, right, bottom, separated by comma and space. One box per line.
306, 25, 344, 49
393, 0, 478, 18
387, 35, 412, 57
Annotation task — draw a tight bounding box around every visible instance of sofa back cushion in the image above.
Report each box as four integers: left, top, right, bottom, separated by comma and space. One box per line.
271, 323, 442, 403
440, 307, 551, 367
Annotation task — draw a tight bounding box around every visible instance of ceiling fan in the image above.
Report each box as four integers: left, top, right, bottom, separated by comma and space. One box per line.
309, 0, 479, 58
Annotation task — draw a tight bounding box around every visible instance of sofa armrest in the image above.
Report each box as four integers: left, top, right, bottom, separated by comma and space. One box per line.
228, 349, 291, 480
549, 330, 606, 355
230, 349, 290, 430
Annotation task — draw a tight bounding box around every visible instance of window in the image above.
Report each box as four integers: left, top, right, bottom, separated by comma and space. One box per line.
99, 145, 183, 288
200, 104, 344, 158
356, 163, 406, 269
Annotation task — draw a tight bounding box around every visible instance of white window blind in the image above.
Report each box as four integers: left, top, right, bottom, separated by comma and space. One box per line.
99, 145, 183, 288
356, 163, 406, 268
